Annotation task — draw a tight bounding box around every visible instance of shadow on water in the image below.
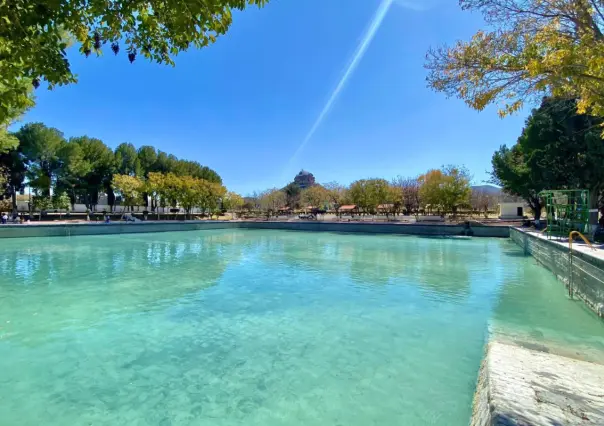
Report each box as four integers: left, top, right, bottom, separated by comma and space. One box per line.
252, 229, 470, 240
502, 250, 531, 258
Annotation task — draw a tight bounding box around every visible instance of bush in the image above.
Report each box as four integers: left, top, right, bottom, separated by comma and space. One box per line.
0, 198, 11, 212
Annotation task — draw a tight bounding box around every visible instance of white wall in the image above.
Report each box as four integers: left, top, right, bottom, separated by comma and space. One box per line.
499, 202, 528, 218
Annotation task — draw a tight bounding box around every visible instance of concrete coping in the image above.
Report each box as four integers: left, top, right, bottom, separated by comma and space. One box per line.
0, 220, 512, 238
471, 341, 604, 426
513, 227, 604, 267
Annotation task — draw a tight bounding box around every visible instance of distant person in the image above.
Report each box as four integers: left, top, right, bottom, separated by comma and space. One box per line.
105, 214, 110, 224
594, 207, 604, 243
1, 213, 7, 224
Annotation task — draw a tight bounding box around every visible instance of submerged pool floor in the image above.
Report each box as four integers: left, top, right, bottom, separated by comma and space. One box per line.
1, 230, 603, 425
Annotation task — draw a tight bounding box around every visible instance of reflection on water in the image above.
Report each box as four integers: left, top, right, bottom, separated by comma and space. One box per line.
0, 230, 603, 426
0, 232, 245, 341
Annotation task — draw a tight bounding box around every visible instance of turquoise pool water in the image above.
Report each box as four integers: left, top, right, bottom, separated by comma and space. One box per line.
1, 229, 603, 425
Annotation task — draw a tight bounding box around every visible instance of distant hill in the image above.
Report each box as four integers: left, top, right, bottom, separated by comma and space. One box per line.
471, 185, 502, 196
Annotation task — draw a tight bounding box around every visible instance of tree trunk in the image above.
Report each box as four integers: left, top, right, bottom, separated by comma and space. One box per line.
11, 187, 17, 215
531, 201, 542, 221
42, 167, 52, 198
589, 187, 600, 231
107, 189, 115, 213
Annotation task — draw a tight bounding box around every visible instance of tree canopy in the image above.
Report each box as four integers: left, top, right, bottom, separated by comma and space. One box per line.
426, 0, 604, 121
137, 146, 158, 177
0, 0, 269, 122
222, 191, 244, 213
259, 189, 286, 217
391, 176, 421, 215
301, 185, 329, 210
115, 143, 141, 176
491, 97, 604, 219
0, 129, 20, 155
112, 174, 144, 210
418, 166, 471, 215
14, 122, 66, 196
1, 122, 222, 213
283, 182, 302, 209
348, 179, 390, 215
323, 182, 348, 216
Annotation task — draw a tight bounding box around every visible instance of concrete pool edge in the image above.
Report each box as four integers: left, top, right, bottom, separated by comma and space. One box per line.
234, 220, 510, 237
510, 228, 604, 318
0, 220, 511, 238
471, 341, 604, 426
0, 220, 235, 238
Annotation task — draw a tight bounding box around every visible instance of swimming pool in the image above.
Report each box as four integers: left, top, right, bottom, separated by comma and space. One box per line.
1, 230, 603, 425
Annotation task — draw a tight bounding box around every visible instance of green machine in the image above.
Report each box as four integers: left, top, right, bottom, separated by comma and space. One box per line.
540, 189, 591, 240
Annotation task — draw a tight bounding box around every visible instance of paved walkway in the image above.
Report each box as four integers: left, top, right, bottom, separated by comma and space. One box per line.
472, 341, 604, 425
520, 229, 604, 262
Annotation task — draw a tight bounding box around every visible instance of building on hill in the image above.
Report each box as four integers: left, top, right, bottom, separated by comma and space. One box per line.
293, 170, 316, 189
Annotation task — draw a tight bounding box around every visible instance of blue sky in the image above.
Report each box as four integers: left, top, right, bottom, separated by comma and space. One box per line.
17, 0, 529, 195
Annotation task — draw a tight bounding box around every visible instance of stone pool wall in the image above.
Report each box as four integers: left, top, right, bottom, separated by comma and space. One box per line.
239, 221, 510, 237
471, 341, 604, 426
0, 220, 511, 239
510, 228, 604, 317
0, 221, 235, 238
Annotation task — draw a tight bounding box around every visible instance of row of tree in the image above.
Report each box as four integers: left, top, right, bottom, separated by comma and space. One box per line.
0, 122, 223, 214
248, 165, 479, 218
491, 97, 604, 222
112, 172, 243, 219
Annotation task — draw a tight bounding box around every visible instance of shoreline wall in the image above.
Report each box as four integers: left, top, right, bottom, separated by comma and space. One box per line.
510, 228, 604, 317
471, 341, 604, 426
0, 220, 511, 239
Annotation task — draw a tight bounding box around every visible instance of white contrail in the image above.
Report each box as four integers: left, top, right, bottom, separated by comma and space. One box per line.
286, 0, 394, 169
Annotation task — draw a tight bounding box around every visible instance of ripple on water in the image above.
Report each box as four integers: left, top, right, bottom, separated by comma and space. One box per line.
0, 230, 603, 425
